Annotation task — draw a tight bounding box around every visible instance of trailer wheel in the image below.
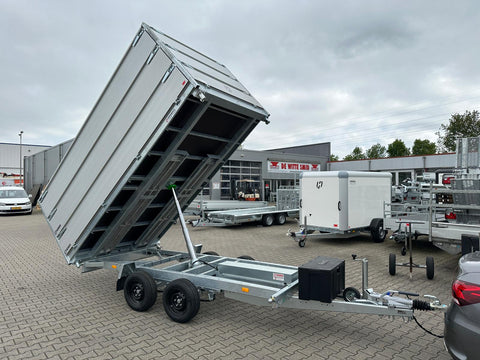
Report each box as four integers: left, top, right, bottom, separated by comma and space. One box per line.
426, 256, 434, 280
274, 213, 287, 225
262, 214, 274, 227
370, 218, 386, 243
389, 253, 396, 276
343, 287, 361, 302
237, 255, 255, 260
163, 279, 200, 323
298, 239, 306, 248
124, 271, 158, 312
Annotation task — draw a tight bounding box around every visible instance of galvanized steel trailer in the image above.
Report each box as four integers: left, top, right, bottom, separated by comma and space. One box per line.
40, 24, 445, 324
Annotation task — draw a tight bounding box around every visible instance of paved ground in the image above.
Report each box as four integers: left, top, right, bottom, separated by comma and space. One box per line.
0, 210, 458, 359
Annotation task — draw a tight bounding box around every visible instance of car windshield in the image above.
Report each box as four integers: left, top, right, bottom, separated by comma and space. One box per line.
0, 189, 28, 198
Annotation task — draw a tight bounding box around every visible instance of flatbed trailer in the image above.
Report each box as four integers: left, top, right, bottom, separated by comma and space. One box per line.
185, 199, 268, 215
39, 23, 446, 326
190, 206, 298, 227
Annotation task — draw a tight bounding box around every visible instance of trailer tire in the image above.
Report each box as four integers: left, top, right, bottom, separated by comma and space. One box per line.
343, 287, 361, 302
124, 271, 158, 312
389, 253, 396, 276
426, 256, 434, 280
238, 255, 255, 260
163, 279, 200, 323
370, 218, 386, 243
298, 239, 306, 248
262, 214, 274, 227
274, 213, 287, 225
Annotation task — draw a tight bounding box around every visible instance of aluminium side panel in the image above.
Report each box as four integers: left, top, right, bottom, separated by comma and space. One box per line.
40, 24, 269, 265
346, 172, 391, 228
40, 29, 190, 261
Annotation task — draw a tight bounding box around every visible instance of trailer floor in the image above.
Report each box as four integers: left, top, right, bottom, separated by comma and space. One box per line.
0, 210, 458, 359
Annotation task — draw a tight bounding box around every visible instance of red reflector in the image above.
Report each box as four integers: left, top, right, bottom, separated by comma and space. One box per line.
452, 280, 480, 306
445, 212, 457, 220
333, 224, 338, 227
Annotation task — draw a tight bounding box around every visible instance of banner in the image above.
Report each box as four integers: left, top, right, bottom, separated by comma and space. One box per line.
268, 161, 320, 173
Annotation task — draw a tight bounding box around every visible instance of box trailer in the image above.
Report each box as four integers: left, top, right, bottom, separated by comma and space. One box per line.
39, 24, 446, 325
290, 171, 391, 247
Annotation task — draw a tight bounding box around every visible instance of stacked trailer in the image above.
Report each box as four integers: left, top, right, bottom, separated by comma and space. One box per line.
385, 137, 480, 257
40, 24, 446, 324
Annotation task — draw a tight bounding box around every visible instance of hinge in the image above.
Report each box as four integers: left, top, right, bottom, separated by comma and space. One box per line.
161, 63, 176, 83
38, 190, 48, 203
147, 45, 160, 64
57, 227, 67, 239
47, 208, 57, 221
132, 28, 145, 47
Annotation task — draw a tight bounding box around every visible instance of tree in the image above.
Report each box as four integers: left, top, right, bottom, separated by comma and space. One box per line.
387, 139, 410, 157
411, 139, 436, 156
437, 110, 480, 152
343, 146, 366, 161
329, 154, 339, 161
366, 143, 386, 159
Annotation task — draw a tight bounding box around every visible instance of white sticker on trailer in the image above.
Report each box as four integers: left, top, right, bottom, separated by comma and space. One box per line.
273, 273, 285, 281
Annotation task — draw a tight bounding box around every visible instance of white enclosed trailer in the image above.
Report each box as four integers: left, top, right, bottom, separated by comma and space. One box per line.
38, 24, 446, 325
291, 171, 391, 247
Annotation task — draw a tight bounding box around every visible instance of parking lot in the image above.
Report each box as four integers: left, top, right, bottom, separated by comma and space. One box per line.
0, 210, 458, 359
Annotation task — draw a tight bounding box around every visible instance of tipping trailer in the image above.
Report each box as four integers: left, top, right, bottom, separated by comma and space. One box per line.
40, 24, 446, 325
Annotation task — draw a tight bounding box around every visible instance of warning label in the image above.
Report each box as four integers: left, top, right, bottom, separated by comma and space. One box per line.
273, 273, 284, 281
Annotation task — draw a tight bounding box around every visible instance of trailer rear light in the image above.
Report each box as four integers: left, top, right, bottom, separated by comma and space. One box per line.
445, 212, 456, 220
452, 280, 480, 306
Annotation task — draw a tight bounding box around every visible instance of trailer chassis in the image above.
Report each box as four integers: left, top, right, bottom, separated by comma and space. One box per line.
81, 188, 446, 323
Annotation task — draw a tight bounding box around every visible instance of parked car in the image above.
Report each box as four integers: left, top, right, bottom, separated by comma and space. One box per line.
444, 251, 480, 359
0, 186, 32, 215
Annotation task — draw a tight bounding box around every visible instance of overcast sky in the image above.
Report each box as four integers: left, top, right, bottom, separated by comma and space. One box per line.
1, 1, 479, 158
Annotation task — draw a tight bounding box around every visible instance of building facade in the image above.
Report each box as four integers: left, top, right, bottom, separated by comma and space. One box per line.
21, 139, 331, 202
0, 142, 51, 185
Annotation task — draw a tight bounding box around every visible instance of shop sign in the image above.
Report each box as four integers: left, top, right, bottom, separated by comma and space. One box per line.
268, 161, 320, 173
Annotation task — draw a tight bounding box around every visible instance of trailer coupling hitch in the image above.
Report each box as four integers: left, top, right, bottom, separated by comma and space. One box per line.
383, 291, 447, 312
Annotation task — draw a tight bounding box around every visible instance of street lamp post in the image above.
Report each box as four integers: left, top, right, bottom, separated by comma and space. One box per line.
19, 131, 23, 187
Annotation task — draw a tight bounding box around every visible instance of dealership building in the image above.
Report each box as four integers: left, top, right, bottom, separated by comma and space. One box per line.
3, 140, 330, 202
1, 139, 459, 202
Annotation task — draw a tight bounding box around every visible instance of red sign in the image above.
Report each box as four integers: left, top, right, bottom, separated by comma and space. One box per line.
268, 161, 320, 173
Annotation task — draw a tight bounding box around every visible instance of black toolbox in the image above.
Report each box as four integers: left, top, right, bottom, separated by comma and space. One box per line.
298, 256, 345, 303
